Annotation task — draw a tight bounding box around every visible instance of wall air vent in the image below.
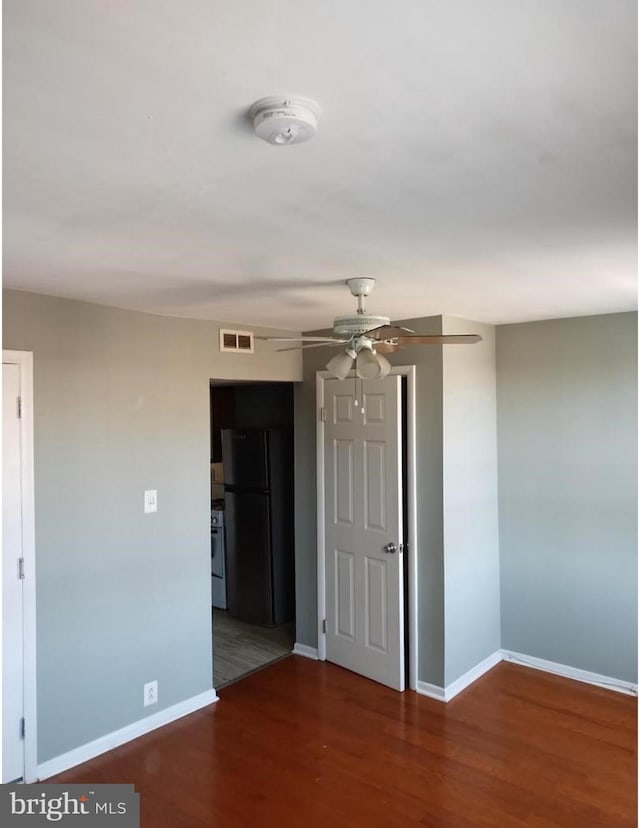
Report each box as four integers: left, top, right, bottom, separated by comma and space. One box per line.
219, 329, 255, 354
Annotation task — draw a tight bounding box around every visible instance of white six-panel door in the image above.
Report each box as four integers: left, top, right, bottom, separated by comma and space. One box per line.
3, 362, 25, 782
324, 375, 404, 691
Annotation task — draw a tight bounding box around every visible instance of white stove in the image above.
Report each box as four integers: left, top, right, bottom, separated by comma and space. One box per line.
211, 508, 227, 609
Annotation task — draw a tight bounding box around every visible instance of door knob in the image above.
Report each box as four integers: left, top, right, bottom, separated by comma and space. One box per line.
384, 542, 397, 554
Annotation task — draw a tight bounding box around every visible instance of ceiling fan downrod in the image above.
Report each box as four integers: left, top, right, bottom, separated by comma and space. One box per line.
346, 277, 376, 316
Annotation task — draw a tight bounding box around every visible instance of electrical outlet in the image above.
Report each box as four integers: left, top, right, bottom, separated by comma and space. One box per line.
144, 680, 158, 707
144, 490, 157, 514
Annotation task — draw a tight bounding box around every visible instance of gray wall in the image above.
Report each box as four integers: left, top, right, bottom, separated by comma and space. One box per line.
497, 312, 637, 682
3, 289, 301, 763
294, 316, 446, 685
442, 317, 501, 685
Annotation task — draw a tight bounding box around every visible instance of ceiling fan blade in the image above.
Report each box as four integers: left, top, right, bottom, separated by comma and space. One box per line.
374, 342, 403, 353
276, 341, 347, 352
391, 334, 482, 346
366, 324, 415, 339
256, 336, 345, 343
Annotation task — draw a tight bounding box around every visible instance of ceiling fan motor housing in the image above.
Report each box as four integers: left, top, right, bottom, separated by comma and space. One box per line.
333, 314, 390, 336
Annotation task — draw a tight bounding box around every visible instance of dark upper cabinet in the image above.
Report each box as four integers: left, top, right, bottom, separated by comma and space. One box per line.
210, 382, 294, 462
210, 386, 235, 462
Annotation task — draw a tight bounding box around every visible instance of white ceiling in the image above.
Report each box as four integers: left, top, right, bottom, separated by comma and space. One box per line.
4, 0, 637, 330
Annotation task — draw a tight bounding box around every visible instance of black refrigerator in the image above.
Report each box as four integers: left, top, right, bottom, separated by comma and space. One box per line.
221, 428, 294, 626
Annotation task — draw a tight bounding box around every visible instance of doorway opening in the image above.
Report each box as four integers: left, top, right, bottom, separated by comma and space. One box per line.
209, 381, 296, 689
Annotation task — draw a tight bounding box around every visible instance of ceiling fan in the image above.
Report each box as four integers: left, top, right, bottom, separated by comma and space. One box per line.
257, 278, 481, 380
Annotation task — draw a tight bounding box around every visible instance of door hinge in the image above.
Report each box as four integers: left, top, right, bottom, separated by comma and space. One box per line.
18, 558, 25, 579
20, 718, 25, 740
319, 407, 327, 422
322, 618, 327, 634
17, 396, 22, 419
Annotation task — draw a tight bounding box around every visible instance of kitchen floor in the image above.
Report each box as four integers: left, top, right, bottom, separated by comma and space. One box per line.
212, 609, 295, 689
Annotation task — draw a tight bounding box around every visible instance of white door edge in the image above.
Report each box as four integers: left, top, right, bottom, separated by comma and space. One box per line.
316, 366, 418, 691
3, 350, 37, 782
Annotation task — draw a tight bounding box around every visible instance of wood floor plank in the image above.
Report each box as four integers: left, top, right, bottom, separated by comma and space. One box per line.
50, 658, 637, 828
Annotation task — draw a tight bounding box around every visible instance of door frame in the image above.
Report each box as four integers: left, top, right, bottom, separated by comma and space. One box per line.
2, 350, 37, 782
316, 365, 417, 691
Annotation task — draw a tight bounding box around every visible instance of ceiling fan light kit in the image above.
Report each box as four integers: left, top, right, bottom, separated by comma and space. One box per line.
326, 349, 357, 381
249, 96, 320, 146
375, 351, 392, 378
260, 278, 482, 381
356, 347, 384, 380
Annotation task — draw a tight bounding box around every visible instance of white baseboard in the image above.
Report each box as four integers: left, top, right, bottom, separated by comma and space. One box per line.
416, 681, 447, 702
444, 650, 503, 701
293, 643, 319, 660
416, 648, 637, 703
501, 650, 638, 697
36, 688, 218, 781
417, 650, 502, 703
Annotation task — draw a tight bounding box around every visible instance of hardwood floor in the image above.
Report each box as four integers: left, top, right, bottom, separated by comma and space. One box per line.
51, 658, 637, 828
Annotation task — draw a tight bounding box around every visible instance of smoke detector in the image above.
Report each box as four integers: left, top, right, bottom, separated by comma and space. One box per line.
249, 96, 320, 146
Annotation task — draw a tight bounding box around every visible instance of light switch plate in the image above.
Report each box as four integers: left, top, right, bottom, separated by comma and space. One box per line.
144, 489, 157, 513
